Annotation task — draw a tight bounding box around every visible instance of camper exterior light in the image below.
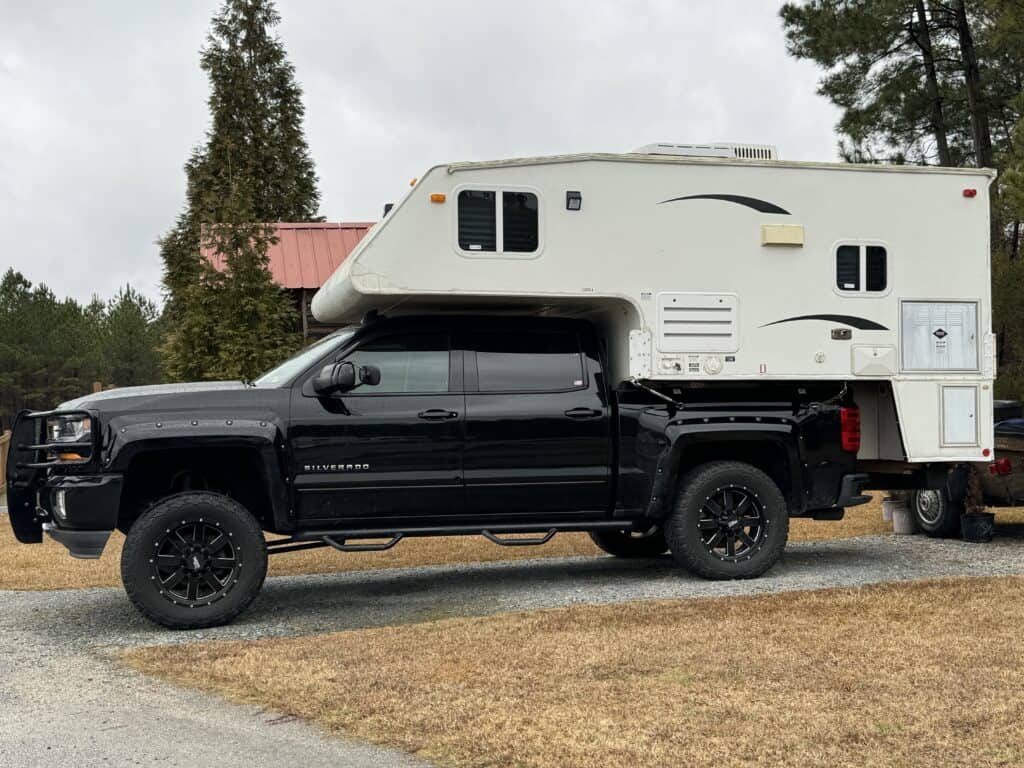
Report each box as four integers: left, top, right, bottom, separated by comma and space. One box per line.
566, 190, 582, 210
430, 193, 446, 203
964, 188, 978, 197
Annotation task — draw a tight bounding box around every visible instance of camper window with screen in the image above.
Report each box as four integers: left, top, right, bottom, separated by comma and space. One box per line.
458, 189, 539, 254
835, 243, 887, 293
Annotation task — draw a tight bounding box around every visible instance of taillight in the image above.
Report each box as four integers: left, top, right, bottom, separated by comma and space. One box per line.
989, 458, 1012, 476
841, 406, 861, 453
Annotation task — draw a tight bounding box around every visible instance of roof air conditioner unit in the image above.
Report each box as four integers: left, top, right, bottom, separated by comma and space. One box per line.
632, 142, 779, 160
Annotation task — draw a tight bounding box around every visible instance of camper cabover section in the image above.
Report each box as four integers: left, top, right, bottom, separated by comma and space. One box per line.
312, 151, 996, 466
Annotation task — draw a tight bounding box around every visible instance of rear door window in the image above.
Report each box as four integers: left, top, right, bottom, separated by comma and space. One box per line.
471, 331, 584, 392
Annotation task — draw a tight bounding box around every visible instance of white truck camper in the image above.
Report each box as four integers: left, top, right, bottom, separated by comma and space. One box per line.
312, 143, 997, 472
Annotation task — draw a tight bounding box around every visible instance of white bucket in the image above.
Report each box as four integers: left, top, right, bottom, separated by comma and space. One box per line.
883, 499, 916, 535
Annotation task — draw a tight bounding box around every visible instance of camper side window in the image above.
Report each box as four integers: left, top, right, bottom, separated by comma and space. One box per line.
458, 191, 497, 252
835, 244, 887, 294
458, 189, 539, 255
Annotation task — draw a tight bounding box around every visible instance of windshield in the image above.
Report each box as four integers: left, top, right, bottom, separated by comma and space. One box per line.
253, 328, 357, 388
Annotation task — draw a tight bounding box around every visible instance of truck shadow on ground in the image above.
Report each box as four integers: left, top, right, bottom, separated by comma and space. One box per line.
33, 544, 894, 648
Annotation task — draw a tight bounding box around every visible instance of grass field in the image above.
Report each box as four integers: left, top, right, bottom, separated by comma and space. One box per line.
124, 576, 1024, 768
0, 498, 891, 591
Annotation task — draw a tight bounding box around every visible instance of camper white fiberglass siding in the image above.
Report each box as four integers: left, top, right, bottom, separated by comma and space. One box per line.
312, 152, 996, 463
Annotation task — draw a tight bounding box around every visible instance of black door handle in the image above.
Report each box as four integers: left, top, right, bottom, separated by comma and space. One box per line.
564, 407, 602, 419
418, 408, 458, 420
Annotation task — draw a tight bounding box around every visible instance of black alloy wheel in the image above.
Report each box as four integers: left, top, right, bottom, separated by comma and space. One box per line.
121, 491, 267, 629
151, 520, 241, 607
665, 460, 789, 580
696, 485, 768, 561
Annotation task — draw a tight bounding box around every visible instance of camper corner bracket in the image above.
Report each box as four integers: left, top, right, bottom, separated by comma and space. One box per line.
628, 377, 685, 408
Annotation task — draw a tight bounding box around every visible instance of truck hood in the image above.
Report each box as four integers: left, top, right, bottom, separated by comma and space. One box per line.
57, 381, 248, 411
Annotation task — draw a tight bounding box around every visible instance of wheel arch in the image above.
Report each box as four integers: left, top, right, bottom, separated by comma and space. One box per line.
113, 437, 289, 533
646, 426, 803, 521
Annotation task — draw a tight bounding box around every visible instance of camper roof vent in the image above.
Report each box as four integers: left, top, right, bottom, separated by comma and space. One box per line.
633, 143, 779, 161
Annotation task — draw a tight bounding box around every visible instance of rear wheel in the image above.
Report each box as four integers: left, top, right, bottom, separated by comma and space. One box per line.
120, 491, 267, 629
589, 526, 668, 558
665, 461, 789, 580
912, 489, 963, 538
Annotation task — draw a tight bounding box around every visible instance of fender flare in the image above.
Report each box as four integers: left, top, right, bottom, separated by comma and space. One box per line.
104, 417, 290, 530
644, 422, 803, 520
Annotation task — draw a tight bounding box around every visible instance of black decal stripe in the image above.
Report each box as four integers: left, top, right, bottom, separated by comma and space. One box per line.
761, 314, 889, 331
659, 194, 790, 215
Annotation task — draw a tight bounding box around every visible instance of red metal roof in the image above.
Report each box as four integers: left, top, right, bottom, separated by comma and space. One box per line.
202, 222, 374, 290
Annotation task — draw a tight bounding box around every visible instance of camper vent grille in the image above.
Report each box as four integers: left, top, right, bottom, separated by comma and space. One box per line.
633, 143, 778, 161
657, 292, 739, 353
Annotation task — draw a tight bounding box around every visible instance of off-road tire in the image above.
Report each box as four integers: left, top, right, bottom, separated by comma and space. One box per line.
588, 527, 669, 558
121, 491, 267, 629
911, 489, 963, 538
665, 461, 789, 580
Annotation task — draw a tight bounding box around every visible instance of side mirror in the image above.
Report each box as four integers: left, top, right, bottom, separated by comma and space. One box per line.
358, 364, 381, 386
312, 362, 357, 395
312, 362, 381, 395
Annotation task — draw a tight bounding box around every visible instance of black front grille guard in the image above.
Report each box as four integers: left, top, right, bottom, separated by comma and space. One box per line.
10, 408, 99, 472
6, 409, 100, 544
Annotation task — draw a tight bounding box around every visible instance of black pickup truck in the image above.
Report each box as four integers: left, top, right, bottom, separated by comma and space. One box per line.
6, 315, 869, 628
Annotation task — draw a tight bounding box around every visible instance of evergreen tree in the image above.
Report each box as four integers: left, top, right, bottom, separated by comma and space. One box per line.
101, 286, 164, 386
161, 0, 320, 381
779, 1, 993, 166
0, 270, 163, 425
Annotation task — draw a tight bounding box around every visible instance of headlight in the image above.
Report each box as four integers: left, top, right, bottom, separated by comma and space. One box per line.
46, 415, 91, 444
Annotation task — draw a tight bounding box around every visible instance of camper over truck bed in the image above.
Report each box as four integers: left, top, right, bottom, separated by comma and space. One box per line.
313, 147, 996, 466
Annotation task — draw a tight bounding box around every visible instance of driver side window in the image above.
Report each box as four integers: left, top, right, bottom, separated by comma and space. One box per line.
344, 332, 450, 394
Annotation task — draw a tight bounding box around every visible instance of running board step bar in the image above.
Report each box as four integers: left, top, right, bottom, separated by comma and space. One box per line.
266, 519, 642, 556
322, 534, 403, 552
482, 528, 557, 547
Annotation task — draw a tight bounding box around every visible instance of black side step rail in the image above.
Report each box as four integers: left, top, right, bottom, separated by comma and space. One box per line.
265, 520, 636, 556
482, 528, 557, 547
323, 534, 403, 552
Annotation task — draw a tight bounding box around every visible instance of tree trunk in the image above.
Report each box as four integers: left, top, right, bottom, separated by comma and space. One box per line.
914, 0, 952, 165
954, 0, 993, 169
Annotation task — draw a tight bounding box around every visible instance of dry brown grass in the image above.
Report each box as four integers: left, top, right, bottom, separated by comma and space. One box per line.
0, 493, 999, 591
124, 576, 1024, 768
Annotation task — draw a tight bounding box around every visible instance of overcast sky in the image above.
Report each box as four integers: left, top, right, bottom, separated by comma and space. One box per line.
0, 0, 839, 305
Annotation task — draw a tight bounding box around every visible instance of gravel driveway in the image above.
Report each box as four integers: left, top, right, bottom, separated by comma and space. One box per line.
3, 528, 1024, 766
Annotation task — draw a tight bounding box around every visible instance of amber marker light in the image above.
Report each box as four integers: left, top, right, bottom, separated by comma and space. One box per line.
430, 193, 447, 203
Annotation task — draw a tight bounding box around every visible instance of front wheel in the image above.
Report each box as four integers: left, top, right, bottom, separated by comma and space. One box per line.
120, 491, 268, 629
665, 461, 789, 580
589, 526, 668, 558
911, 489, 963, 538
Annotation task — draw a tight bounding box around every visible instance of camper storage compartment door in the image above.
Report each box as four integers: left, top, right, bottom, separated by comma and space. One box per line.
941, 386, 978, 446
900, 301, 978, 371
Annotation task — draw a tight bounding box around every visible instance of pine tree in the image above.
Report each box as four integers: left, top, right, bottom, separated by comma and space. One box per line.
161, 0, 320, 381
779, 1, 1024, 172
0, 270, 162, 423
101, 286, 164, 386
